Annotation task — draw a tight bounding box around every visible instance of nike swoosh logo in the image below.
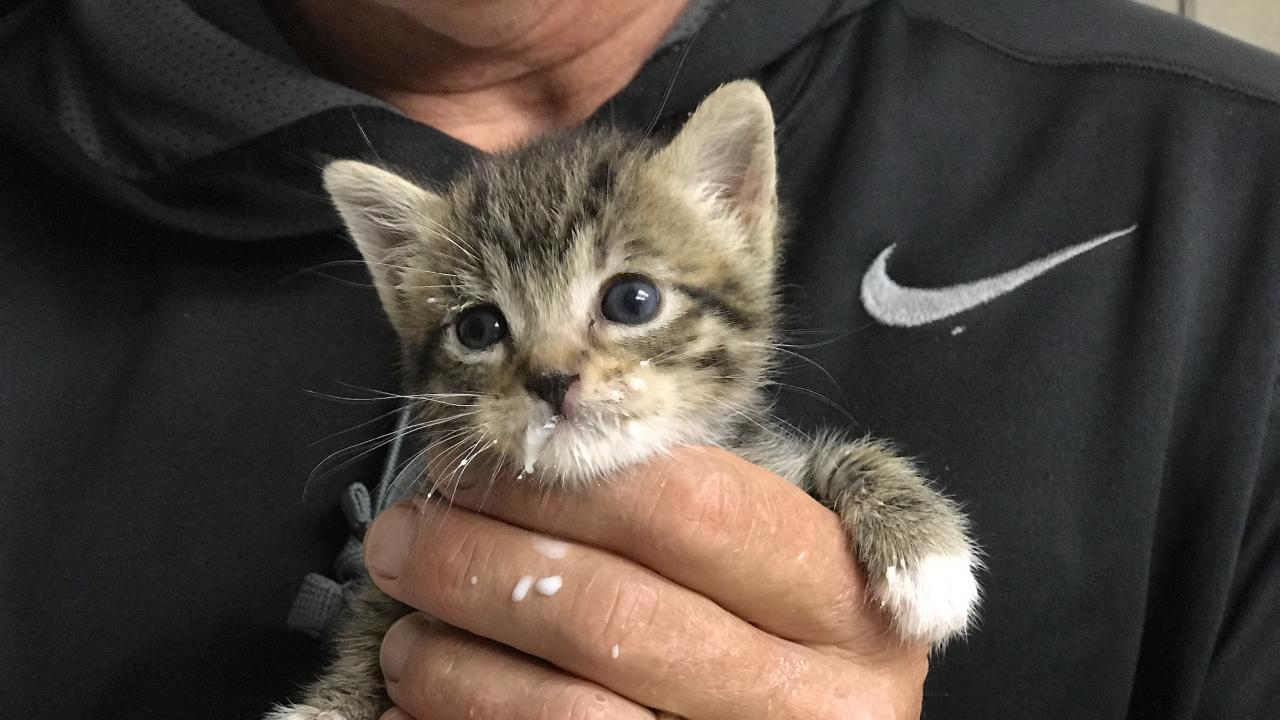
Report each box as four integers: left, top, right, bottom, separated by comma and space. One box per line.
860, 224, 1137, 327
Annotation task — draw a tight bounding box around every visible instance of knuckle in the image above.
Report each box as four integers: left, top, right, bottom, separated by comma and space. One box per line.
383, 619, 447, 711
538, 684, 607, 720
580, 570, 662, 655
399, 627, 501, 717
420, 628, 465, 684
648, 457, 752, 551
417, 519, 488, 614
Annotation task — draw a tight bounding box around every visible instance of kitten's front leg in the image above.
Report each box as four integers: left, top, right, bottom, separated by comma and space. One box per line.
265, 581, 408, 720
805, 436, 980, 645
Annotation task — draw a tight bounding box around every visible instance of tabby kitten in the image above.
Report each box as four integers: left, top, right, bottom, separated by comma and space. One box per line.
271, 81, 979, 720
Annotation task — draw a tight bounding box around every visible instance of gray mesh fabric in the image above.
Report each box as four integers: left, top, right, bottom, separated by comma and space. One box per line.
48, 0, 387, 178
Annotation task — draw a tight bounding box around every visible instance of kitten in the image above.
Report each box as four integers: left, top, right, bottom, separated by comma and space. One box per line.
269, 81, 979, 720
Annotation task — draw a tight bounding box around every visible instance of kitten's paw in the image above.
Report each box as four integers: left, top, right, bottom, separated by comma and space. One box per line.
873, 550, 979, 645
263, 705, 349, 720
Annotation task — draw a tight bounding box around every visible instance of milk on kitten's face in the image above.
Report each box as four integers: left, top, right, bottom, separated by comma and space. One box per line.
325, 84, 780, 484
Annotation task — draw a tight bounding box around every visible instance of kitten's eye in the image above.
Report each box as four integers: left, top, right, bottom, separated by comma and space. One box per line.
455, 305, 507, 350
601, 275, 661, 325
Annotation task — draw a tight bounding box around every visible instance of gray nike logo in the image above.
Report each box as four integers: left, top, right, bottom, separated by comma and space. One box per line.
860, 225, 1137, 327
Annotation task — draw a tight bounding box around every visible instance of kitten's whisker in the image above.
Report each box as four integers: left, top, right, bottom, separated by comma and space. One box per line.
383, 442, 433, 505
417, 425, 482, 490
414, 432, 472, 506
306, 426, 447, 497
334, 382, 486, 401
767, 382, 859, 426
279, 259, 371, 286
703, 372, 855, 426
323, 384, 490, 409
420, 431, 489, 538
744, 342, 850, 405
708, 397, 783, 441
417, 430, 478, 504
641, 347, 681, 365
304, 410, 481, 495
304, 390, 404, 406
777, 327, 853, 335
348, 108, 385, 166
761, 409, 814, 443
470, 441, 510, 517
279, 258, 466, 290
419, 220, 481, 264
362, 260, 462, 278
412, 397, 481, 408
306, 419, 435, 491
284, 271, 381, 289
642, 24, 701, 139
308, 403, 413, 447
770, 322, 878, 350
303, 432, 406, 501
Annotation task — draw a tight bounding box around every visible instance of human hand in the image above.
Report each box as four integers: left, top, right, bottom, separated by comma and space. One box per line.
363, 445, 929, 719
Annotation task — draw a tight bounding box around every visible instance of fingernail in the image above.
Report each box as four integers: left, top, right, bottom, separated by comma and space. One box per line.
365, 503, 415, 580
380, 615, 418, 683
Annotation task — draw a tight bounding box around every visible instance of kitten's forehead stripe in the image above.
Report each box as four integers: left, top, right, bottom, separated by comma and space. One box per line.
576, 154, 626, 240
456, 140, 636, 275
586, 155, 616, 198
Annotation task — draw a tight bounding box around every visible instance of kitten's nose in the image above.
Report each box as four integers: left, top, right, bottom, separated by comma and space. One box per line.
524, 372, 578, 416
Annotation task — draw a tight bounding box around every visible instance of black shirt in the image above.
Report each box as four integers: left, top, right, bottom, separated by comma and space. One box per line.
2, 1, 1278, 717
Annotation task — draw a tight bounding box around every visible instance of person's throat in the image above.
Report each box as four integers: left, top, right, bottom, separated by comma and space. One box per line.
269, 0, 691, 152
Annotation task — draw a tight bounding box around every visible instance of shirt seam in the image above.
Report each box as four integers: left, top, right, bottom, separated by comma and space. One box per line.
893, 0, 1280, 114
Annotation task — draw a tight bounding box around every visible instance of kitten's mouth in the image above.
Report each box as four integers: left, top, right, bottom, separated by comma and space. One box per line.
516, 403, 645, 481
519, 414, 560, 475
512, 369, 670, 483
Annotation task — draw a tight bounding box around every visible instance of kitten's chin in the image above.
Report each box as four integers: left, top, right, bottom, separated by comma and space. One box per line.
528, 415, 698, 487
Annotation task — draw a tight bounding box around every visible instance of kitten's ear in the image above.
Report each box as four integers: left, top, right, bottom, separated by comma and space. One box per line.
322, 160, 445, 294
658, 80, 778, 237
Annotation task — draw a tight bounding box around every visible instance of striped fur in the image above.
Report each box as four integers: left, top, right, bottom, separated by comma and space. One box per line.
270, 81, 978, 720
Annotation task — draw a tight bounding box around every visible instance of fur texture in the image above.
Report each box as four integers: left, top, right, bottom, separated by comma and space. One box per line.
270, 81, 979, 720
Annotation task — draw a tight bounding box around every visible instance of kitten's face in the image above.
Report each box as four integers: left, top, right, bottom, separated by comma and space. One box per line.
325, 81, 779, 484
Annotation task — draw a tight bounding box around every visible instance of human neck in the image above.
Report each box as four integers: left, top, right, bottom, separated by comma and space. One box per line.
270, 0, 690, 152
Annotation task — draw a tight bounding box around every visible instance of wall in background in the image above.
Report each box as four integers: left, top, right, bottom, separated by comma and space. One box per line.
1137, 0, 1280, 54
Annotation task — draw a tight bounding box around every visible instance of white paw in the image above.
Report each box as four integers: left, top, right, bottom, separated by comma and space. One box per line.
874, 551, 979, 645
263, 706, 349, 720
